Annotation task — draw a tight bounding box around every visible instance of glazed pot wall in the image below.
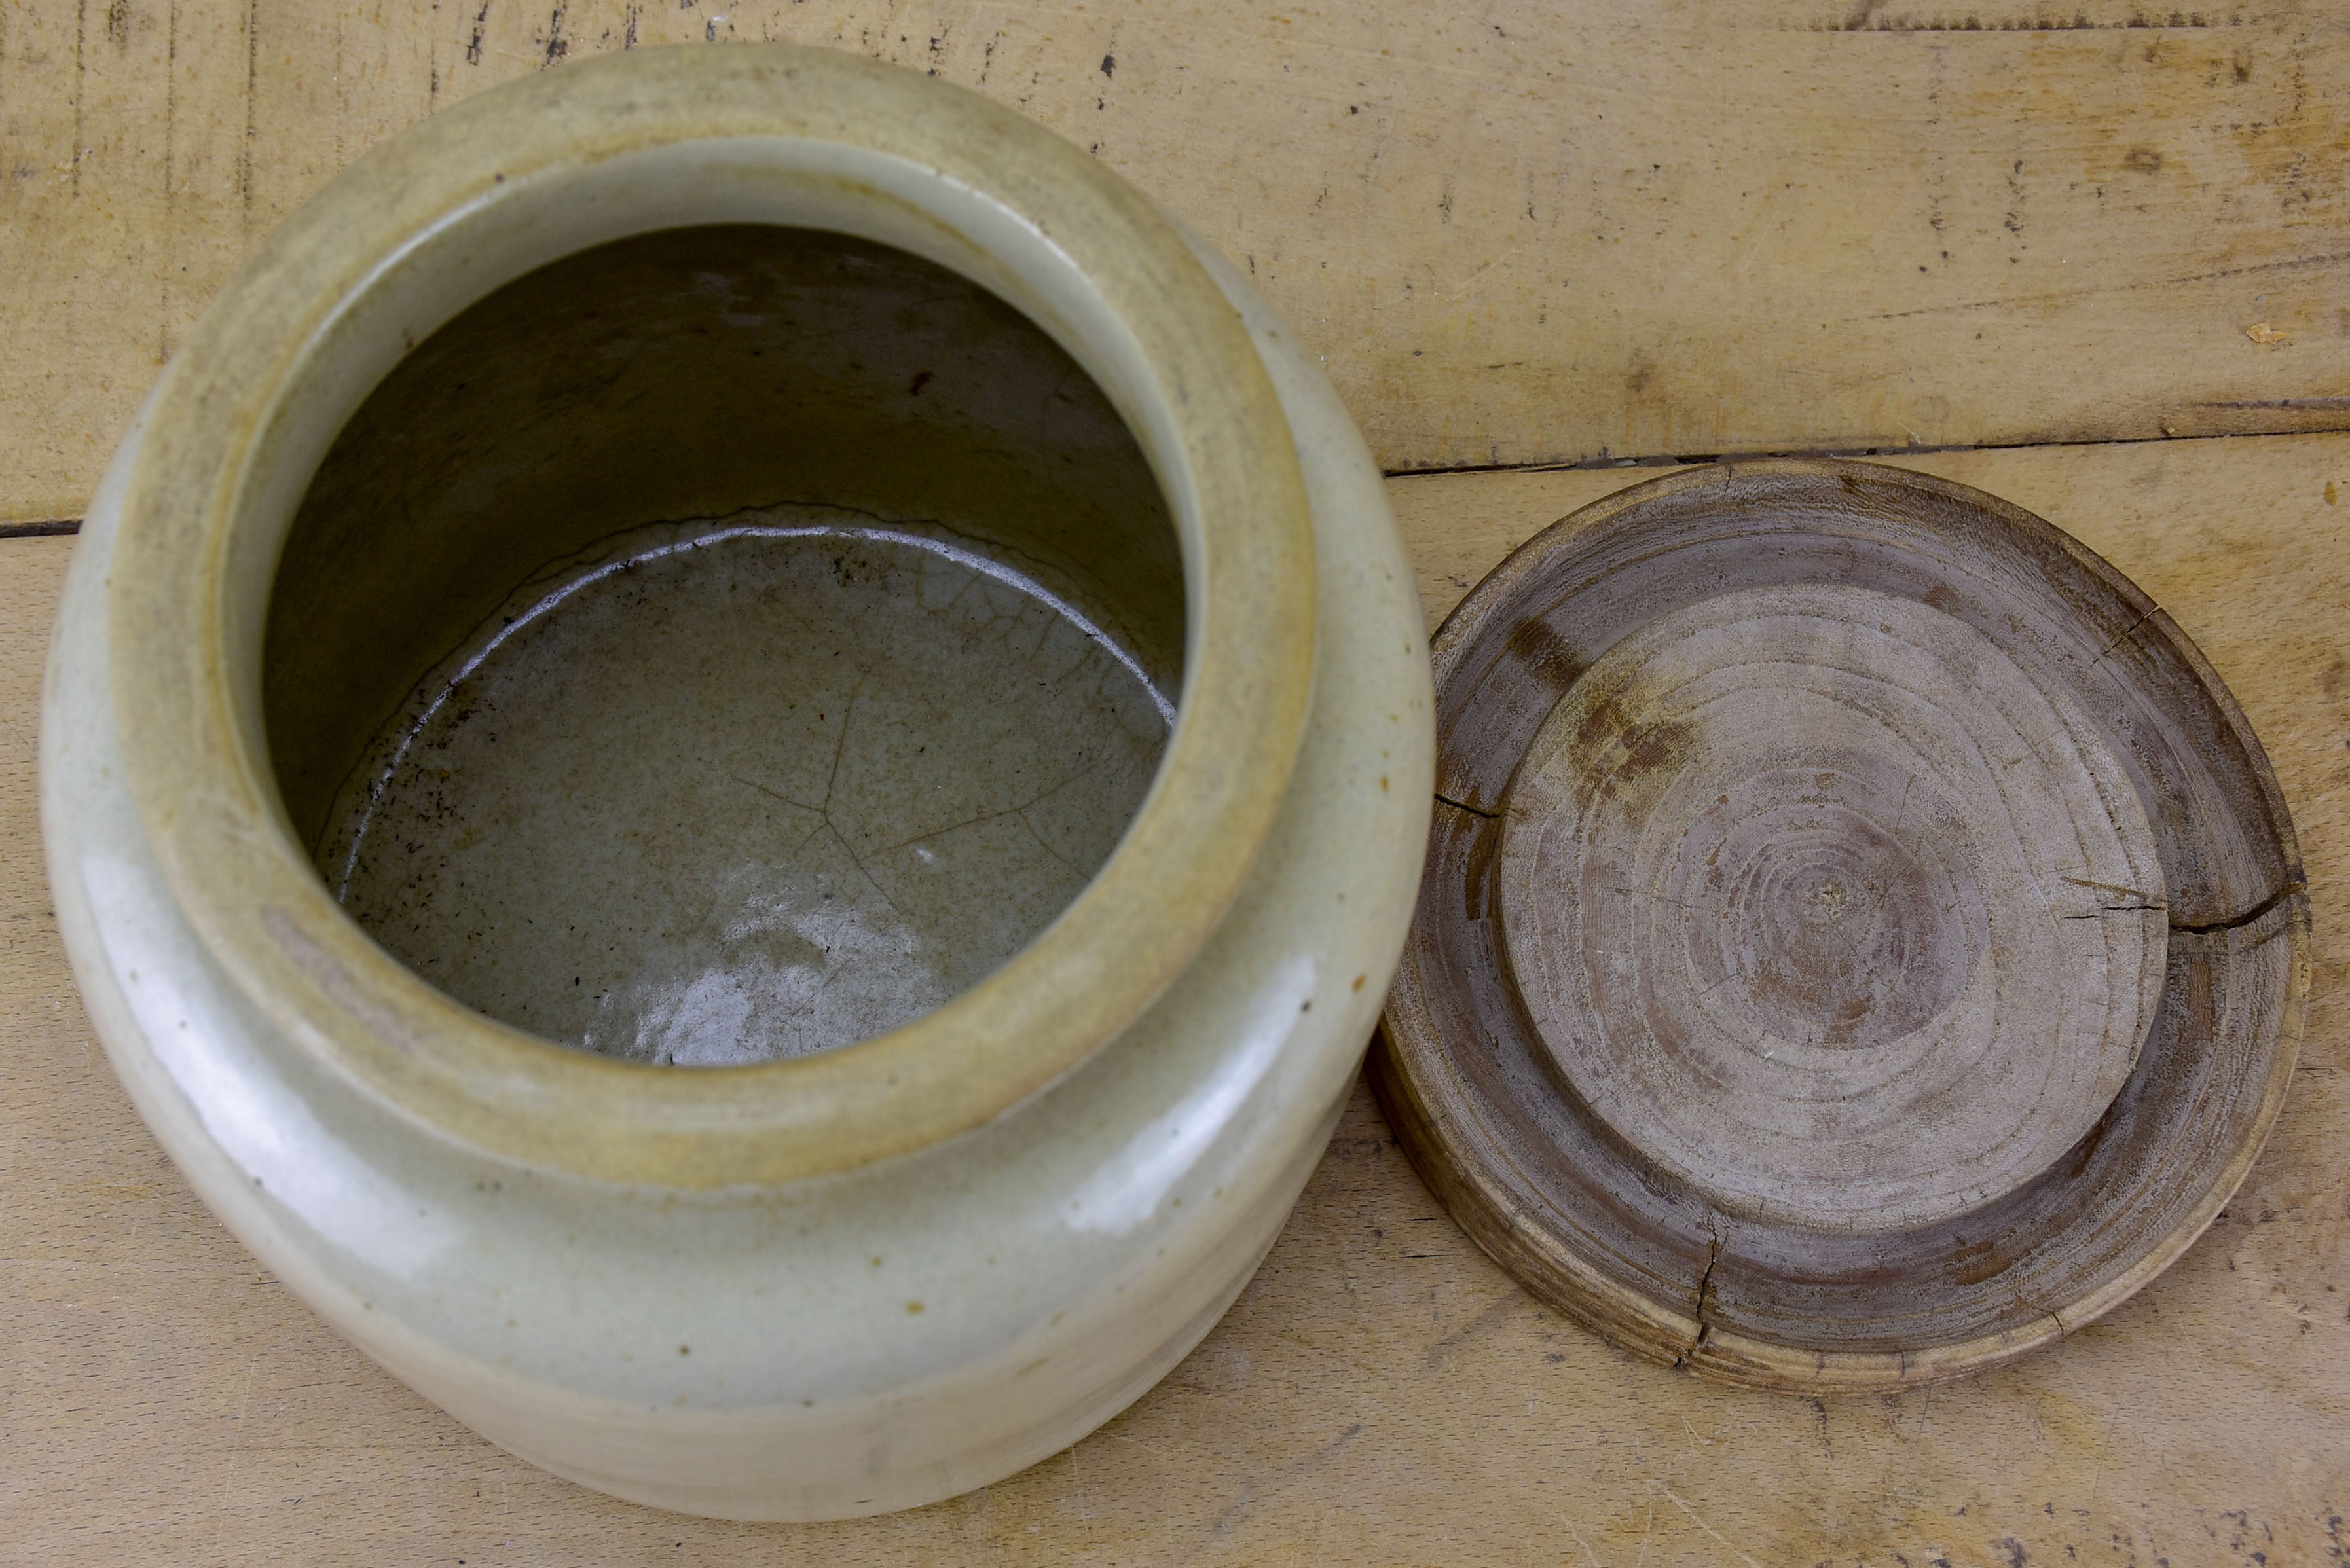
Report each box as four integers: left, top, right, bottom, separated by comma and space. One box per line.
47, 242, 1431, 1514
45, 46, 1434, 1521
267, 224, 1181, 852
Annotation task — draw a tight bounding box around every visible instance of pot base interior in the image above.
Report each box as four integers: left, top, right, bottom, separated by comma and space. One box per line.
264, 225, 1183, 1063
320, 509, 1168, 1064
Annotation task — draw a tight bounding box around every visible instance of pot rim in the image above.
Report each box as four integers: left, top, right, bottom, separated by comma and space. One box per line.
102, 44, 1319, 1188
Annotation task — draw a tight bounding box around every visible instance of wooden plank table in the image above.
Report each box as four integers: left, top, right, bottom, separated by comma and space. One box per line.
3, 3, 2347, 1562
7, 0, 2350, 521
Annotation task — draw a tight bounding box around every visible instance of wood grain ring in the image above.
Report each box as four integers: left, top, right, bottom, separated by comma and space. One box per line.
1376, 458, 2309, 1392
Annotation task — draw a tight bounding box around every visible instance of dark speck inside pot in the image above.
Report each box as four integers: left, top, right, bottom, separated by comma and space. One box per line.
264, 227, 1183, 1065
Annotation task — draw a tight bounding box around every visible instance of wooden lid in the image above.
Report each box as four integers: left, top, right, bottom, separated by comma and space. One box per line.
1378, 458, 2308, 1392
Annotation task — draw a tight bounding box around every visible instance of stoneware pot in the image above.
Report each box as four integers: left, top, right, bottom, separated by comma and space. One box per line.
41, 45, 1433, 1520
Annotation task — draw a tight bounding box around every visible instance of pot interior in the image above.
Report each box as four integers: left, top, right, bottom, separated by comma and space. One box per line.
263, 225, 1183, 1066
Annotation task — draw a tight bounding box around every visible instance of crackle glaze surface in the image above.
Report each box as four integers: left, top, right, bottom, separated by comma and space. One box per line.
43, 46, 1433, 1521
327, 512, 1168, 1065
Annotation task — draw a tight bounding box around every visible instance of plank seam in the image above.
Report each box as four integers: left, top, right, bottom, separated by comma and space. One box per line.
1382, 424, 2350, 481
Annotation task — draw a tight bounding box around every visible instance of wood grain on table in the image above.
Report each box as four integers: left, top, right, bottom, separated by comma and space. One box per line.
3, 1, 2347, 1561
3, 0, 2349, 522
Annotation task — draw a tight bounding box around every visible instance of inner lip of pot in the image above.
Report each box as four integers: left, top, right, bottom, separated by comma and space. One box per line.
261, 224, 1186, 1067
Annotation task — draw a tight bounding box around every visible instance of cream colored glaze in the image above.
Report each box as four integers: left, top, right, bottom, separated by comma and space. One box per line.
43, 45, 1434, 1520
93, 48, 1323, 1189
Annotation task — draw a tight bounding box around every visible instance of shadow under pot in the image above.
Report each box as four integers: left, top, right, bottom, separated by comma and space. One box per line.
43, 45, 1433, 1521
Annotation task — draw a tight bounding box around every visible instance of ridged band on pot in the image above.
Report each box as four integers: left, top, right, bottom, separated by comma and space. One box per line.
101, 45, 1318, 1188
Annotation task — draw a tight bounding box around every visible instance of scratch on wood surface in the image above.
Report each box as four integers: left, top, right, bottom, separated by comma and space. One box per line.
1090, 1426, 1179, 1475
161, 0, 178, 361
69, 0, 86, 194
240, 0, 255, 225
1658, 1483, 1764, 1568
1871, 249, 2350, 321
1806, 9, 2237, 29
2201, 396, 2350, 410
